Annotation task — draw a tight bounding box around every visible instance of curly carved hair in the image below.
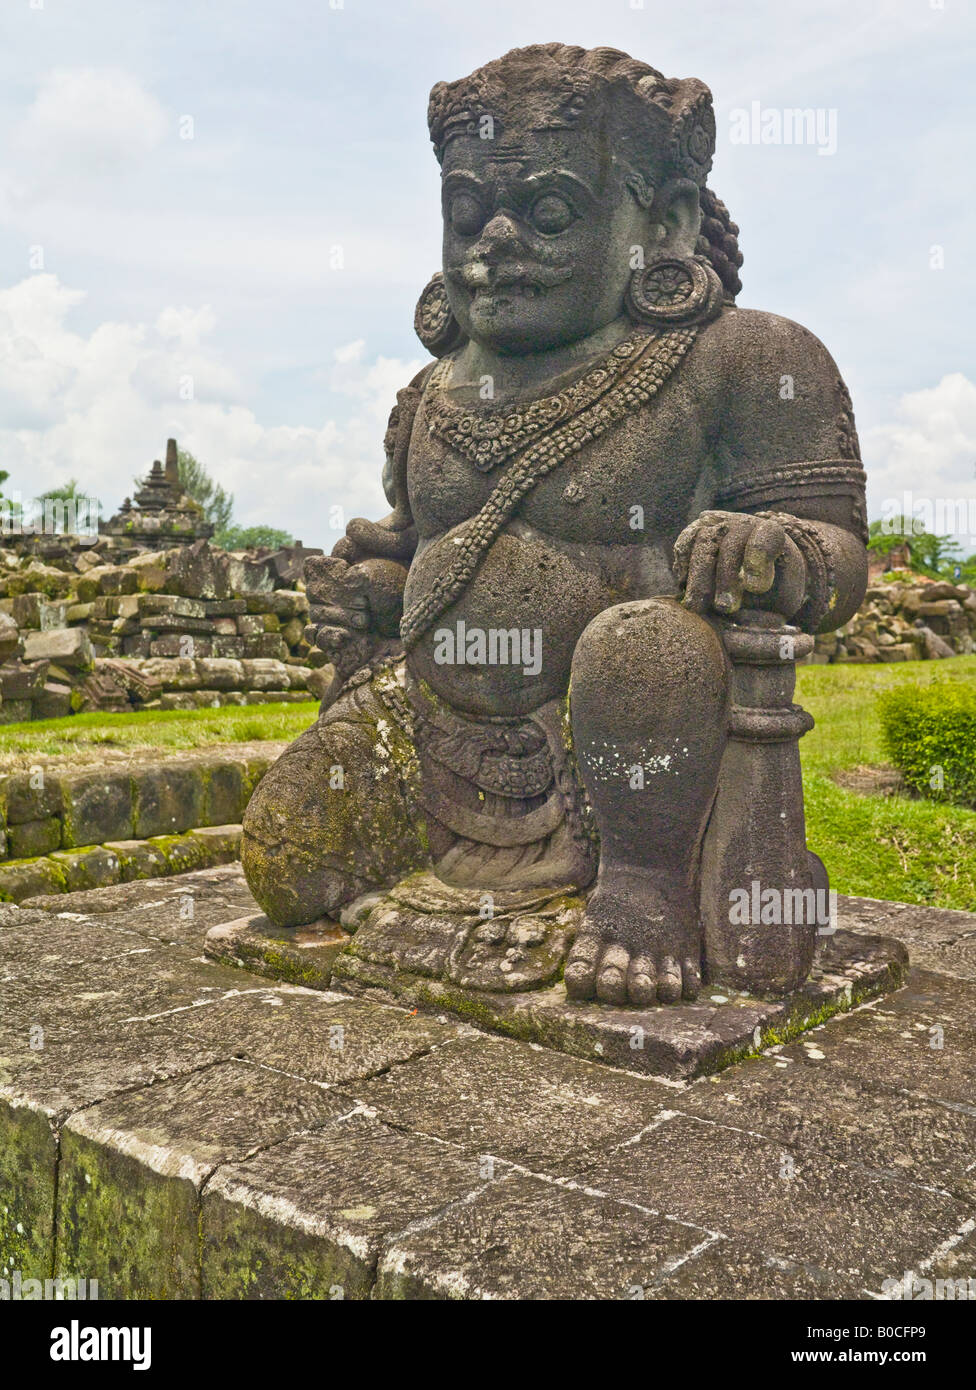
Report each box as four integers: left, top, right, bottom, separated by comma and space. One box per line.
428, 43, 743, 301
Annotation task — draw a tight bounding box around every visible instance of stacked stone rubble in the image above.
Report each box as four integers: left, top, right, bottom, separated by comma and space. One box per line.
0, 536, 328, 721
809, 578, 976, 664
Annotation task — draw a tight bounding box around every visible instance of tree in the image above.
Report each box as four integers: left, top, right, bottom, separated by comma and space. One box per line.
40, 479, 101, 536
868, 517, 962, 579
216, 523, 294, 551
150, 449, 234, 533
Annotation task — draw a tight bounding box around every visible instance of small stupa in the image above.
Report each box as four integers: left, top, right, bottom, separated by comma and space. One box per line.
102, 439, 213, 551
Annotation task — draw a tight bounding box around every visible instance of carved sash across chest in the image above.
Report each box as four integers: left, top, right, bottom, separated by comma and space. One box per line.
401, 324, 699, 650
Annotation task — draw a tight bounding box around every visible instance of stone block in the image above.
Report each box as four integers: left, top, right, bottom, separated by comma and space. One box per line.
374, 1173, 712, 1300
102, 838, 171, 882
47, 846, 122, 892
569, 1112, 970, 1292
243, 633, 288, 660
140, 657, 200, 690
158, 692, 197, 710
8, 815, 62, 859
2, 771, 63, 823
0, 609, 21, 662
202, 598, 246, 616
188, 825, 243, 861
0, 857, 68, 901
149, 636, 213, 658
194, 658, 245, 691
57, 1062, 351, 1297
59, 769, 135, 847
0, 699, 33, 725
5, 564, 72, 599
0, 1016, 231, 1282
138, 594, 208, 619
133, 764, 205, 838
201, 1116, 483, 1300
199, 758, 246, 822
97, 565, 139, 595
0, 659, 49, 701
23, 627, 93, 670
144, 613, 218, 634
5, 594, 68, 629
204, 913, 348, 989
266, 590, 309, 620
241, 658, 290, 691
358, 1033, 674, 1175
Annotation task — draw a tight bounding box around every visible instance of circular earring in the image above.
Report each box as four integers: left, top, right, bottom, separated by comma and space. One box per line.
625, 255, 723, 328
414, 272, 466, 356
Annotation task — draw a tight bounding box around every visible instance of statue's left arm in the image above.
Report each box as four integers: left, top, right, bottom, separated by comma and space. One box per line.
674, 311, 868, 633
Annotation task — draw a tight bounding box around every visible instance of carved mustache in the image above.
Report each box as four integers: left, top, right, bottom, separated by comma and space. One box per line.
450, 261, 573, 292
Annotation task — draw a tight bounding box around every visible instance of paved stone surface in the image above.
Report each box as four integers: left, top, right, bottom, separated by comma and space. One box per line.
58, 1061, 353, 1299
374, 1171, 715, 1300
201, 1115, 484, 1299
205, 911, 350, 987
22, 862, 258, 949
1, 867, 975, 1299
180, 987, 455, 1086
838, 894, 976, 982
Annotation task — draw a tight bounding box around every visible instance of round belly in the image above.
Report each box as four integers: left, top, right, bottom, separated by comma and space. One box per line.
405, 527, 618, 717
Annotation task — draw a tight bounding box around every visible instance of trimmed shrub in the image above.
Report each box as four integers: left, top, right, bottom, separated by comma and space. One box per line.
879, 680, 976, 806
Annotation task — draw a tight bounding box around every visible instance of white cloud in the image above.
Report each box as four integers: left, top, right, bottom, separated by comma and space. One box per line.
8, 69, 168, 203
0, 274, 423, 540
864, 373, 976, 543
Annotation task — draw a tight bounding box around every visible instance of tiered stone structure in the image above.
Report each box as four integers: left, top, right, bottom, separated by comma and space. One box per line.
101, 439, 214, 554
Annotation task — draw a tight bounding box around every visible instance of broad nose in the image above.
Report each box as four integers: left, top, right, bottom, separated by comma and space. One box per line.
473, 211, 525, 263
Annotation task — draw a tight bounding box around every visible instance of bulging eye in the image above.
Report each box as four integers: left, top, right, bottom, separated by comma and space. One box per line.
530, 194, 574, 234
449, 194, 485, 237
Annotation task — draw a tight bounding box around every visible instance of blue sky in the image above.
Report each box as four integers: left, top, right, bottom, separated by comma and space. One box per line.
1, 0, 974, 548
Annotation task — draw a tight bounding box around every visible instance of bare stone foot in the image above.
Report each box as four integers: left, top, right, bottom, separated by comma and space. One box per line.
565, 867, 702, 1005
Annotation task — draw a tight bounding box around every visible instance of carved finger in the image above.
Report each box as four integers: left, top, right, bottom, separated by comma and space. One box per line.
305, 555, 370, 609
774, 534, 808, 618
312, 604, 370, 631
314, 624, 358, 655
346, 516, 417, 561
741, 518, 786, 594
682, 526, 724, 613
712, 519, 752, 614
672, 519, 704, 585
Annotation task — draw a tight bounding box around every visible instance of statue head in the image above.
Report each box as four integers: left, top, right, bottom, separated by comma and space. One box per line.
426, 44, 742, 356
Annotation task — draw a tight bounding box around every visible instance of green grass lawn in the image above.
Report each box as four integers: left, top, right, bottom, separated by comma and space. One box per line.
797, 656, 976, 910
1, 659, 974, 910
0, 701, 320, 769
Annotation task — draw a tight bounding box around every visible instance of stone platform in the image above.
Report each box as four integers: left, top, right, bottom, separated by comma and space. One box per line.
204, 872, 908, 1080
2, 864, 975, 1299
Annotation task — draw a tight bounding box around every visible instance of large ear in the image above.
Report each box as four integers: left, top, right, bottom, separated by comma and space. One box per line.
651, 178, 702, 257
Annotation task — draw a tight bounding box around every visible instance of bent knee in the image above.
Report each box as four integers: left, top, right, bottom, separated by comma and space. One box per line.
572, 598, 726, 698
241, 714, 426, 927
